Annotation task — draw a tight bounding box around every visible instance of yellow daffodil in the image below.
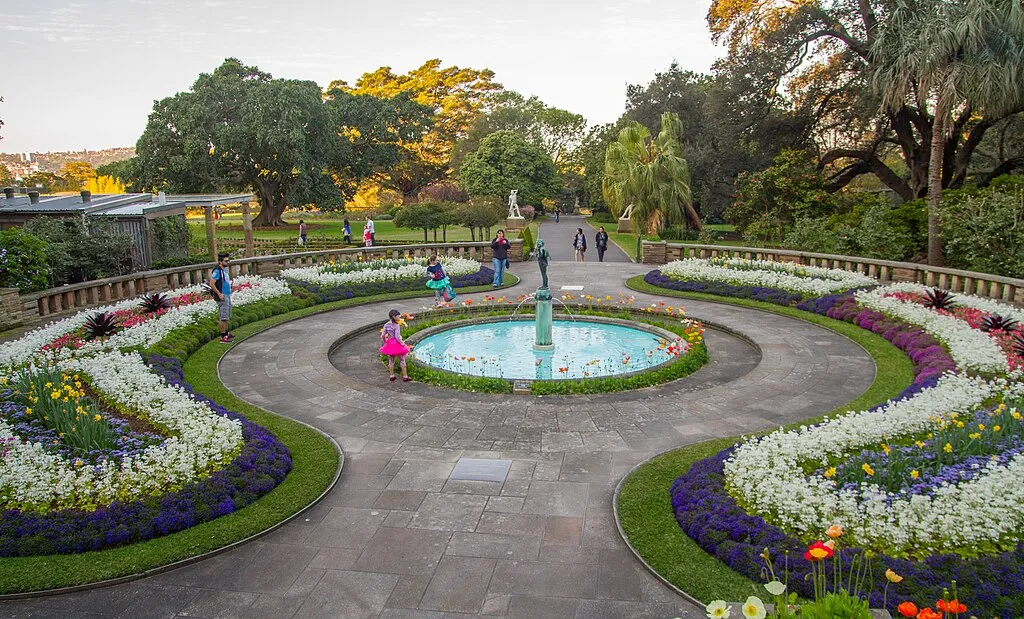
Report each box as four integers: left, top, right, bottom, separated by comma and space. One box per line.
823, 467, 836, 478
862, 463, 875, 477
910, 470, 920, 479
944, 443, 953, 453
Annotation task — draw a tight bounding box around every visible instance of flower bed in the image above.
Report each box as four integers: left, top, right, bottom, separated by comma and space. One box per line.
0, 355, 291, 557
288, 265, 496, 305
0, 277, 297, 555
282, 256, 481, 288
657, 258, 876, 296
643, 263, 1024, 616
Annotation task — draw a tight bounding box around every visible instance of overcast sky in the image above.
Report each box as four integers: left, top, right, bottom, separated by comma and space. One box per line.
0, 0, 722, 153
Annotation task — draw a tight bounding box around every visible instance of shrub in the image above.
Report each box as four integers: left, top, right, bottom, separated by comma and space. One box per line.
23, 217, 133, 287
942, 187, 1024, 277
0, 228, 50, 292
520, 226, 535, 260
151, 215, 191, 264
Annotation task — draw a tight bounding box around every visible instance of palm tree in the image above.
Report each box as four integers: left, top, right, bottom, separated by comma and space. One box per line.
871, 0, 1024, 266
602, 112, 701, 235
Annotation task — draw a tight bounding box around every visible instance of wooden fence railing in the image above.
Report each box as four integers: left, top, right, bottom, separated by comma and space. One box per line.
641, 241, 1024, 304
2, 240, 521, 329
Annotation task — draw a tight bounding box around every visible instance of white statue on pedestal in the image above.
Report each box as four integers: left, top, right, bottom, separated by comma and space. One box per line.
507, 189, 523, 219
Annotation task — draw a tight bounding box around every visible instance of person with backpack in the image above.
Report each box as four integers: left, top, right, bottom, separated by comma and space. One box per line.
208, 252, 234, 343
298, 219, 307, 246
343, 218, 352, 244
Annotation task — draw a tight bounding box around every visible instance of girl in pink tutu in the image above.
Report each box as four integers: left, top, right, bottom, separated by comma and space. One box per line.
379, 309, 411, 382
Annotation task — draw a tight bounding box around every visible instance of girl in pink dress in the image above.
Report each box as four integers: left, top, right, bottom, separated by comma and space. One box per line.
379, 309, 411, 382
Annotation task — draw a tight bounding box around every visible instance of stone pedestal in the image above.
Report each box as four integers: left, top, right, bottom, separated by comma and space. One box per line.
505, 216, 526, 231
534, 287, 554, 351
617, 214, 632, 233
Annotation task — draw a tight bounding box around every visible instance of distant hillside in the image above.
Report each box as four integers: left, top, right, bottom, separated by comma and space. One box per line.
0, 147, 135, 174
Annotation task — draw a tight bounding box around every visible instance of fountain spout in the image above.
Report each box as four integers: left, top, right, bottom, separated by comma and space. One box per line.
534, 238, 554, 351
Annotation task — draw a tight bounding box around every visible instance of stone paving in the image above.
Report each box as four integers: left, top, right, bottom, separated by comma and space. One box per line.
0, 248, 877, 619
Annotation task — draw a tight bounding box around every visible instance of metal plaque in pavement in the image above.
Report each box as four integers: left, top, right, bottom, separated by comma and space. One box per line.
449, 458, 513, 482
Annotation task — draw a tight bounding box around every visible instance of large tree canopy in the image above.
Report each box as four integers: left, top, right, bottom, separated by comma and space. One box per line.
458, 130, 560, 206
332, 59, 502, 197
136, 58, 430, 225
707, 0, 1024, 201
455, 91, 588, 174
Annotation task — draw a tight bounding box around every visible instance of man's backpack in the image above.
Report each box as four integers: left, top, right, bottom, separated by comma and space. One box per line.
207, 266, 225, 297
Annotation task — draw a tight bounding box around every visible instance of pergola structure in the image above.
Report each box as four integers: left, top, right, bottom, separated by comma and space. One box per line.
163, 194, 255, 259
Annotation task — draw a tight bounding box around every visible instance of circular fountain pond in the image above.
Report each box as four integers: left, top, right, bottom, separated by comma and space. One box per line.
409, 317, 689, 381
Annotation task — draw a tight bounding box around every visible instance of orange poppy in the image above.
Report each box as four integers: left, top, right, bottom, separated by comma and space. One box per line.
897, 602, 918, 617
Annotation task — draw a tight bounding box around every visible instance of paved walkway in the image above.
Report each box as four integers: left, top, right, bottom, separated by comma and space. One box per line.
537, 215, 632, 263
2, 262, 876, 618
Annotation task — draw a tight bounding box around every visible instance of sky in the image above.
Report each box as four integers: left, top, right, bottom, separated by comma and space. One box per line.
0, 0, 723, 153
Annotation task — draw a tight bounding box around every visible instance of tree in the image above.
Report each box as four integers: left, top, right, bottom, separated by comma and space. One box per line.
727, 149, 837, 235
458, 130, 561, 207
457, 197, 506, 241
83, 175, 126, 194
20, 171, 69, 193
334, 59, 502, 196
0, 163, 13, 187
455, 92, 588, 174
602, 113, 701, 235
394, 202, 444, 243
707, 0, 1024, 201
97, 158, 142, 191
871, 0, 1024, 265
0, 228, 50, 292
58, 162, 97, 189
136, 58, 429, 225
418, 181, 469, 204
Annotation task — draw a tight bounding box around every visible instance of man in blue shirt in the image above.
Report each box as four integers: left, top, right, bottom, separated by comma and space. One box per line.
208, 252, 234, 343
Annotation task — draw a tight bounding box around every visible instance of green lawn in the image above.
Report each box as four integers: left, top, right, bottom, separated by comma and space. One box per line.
189, 214, 497, 244
616, 276, 916, 603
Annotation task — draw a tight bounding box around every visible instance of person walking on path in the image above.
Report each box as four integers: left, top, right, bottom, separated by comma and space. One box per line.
342, 218, 351, 244
573, 228, 587, 262
379, 309, 411, 382
298, 219, 307, 246
595, 226, 609, 262
208, 252, 234, 343
425, 255, 455, 305
554, 207, 560, 223
490, 229, 511, 286
365, 217, 375, 246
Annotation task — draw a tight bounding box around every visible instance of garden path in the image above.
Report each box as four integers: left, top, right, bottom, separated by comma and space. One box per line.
2, 261, 876, 618
536, 214, 632, 263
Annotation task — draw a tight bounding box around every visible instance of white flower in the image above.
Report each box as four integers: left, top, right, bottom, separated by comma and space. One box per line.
282, 257, 480, 287
741, 596, 766, 619
660, 258, 876, 295
706, 600, 732, 618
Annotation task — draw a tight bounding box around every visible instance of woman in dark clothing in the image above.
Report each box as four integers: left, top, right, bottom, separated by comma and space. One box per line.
573, 228, 587, 262
595, 226, 609, 262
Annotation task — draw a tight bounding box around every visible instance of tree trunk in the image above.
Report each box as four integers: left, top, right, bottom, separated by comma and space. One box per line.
250, 181, 286, 226
442, 225, 448, 242
433, 228, 438, 243
423, 228, 428, 243
926, 103, 946, 267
